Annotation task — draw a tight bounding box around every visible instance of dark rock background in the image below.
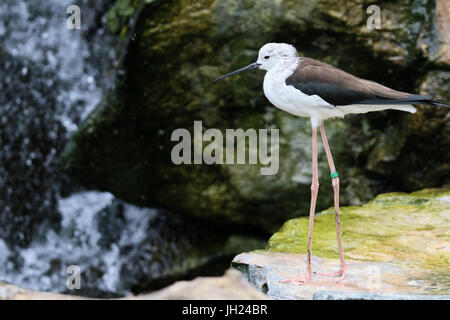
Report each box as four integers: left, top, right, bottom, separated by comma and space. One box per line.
64, 0, 449, 232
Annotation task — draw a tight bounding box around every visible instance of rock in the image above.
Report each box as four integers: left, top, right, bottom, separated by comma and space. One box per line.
427, 0, 450, 66
0, 269, 268, 300
312, 291, 450, 300
0, 282, 88, 300
360, 70, 450, 191
130, 269, 268, 300
232, 189, 450, 299
233, 251, 450, 300
63, 0, 450, 233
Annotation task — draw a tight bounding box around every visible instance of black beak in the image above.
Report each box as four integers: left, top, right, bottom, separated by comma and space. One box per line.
213, 62, 261, 82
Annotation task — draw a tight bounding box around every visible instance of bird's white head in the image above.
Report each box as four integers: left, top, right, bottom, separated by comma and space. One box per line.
256, 43, 298, 71
213, 43, 299, 82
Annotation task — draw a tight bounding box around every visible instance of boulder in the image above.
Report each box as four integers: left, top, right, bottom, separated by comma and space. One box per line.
0, 269, 268, 300
232, 189, 450, 299
130, 269, 269, 300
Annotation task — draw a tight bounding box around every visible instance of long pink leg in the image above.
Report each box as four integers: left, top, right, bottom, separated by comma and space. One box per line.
281, 126, 319, 284
315, 124, 346, 281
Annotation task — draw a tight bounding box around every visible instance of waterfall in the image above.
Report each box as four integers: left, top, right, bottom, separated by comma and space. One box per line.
0, 0, 139, 297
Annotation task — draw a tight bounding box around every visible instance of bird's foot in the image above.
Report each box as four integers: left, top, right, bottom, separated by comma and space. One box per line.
280, 273, 311, 285
314, 268, 346, 283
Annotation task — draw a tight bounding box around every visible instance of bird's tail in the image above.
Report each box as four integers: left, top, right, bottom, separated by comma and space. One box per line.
424, 100, 450, 107
402, 95, 450, 107
360, 94, 450, 107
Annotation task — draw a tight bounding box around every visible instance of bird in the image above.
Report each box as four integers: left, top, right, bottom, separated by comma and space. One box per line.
213, 42, 449, 285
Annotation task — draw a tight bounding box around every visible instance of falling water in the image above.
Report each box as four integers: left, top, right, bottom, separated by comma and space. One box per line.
0, 0, 154, 297
0, 0, 232, 297
0, 192, 158, 296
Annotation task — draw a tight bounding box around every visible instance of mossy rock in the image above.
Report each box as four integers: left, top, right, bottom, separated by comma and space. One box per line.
267, 188, 450, 289
63, 0, 449, 232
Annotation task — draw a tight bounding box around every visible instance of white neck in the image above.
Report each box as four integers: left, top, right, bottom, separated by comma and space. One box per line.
267, 57, 299, 79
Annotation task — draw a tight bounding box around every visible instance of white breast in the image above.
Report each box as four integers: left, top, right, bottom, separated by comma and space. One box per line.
262, 67, 342, 122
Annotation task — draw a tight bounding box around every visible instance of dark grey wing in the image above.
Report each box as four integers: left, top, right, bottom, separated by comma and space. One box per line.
286, 58, 448, 107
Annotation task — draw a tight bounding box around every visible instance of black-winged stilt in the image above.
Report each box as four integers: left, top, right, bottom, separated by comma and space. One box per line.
214, 42, 449, 285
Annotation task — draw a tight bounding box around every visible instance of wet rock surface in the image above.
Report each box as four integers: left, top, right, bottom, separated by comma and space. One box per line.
232, 189, 450, 299
233, 251, 449, 300
312, 290, 450, 300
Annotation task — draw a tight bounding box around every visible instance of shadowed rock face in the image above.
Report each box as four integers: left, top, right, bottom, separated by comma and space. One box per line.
63, 0, 449, 233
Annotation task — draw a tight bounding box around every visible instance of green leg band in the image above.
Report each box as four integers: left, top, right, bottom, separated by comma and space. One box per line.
330, 172, 339, 178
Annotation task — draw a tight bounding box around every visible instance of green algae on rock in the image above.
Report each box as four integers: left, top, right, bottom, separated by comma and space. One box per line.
232, 250, 450, 299
266, 189, 450, 292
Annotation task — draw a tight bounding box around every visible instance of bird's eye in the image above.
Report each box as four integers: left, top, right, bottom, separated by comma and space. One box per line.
264, 56, 270, 59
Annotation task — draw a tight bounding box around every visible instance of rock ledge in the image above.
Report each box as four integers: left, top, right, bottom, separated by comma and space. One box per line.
232, 251, 450, 300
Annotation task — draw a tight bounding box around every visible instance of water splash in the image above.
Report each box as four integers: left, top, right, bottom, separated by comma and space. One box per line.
0, 0, 128, 296
0, 191, 157, 297
0, 0, 109, 130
